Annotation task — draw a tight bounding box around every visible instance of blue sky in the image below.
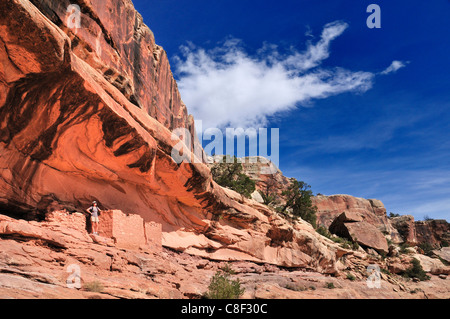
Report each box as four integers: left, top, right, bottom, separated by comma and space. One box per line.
133, 0, 450, 221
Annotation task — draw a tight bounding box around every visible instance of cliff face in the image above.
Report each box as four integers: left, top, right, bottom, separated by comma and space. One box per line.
414, 220, 450, 248
0, 0, 345, 272
391, 216, 450, 248
313, 195, 403, 251
28, 0, 193, 133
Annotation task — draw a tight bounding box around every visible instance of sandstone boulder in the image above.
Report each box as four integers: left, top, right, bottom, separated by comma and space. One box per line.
412, 254, 450, 275
313, 195, 402, 244
330, 212, 389, 254
433, 247, 450, 263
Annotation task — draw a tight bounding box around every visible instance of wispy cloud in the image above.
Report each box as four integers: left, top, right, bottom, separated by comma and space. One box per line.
175, 21, 386, 130
380, 60, 409, 75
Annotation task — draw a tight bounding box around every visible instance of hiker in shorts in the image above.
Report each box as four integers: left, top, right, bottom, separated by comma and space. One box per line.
86, 201, 102, 235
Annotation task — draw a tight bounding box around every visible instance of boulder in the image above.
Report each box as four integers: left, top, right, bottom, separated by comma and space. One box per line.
330, 212, 389, 254
344, 222, 389, 254
433, 247, 450, 263
251, 190, 264, 204
313, 195, 402, 244
412, 254, 450, 275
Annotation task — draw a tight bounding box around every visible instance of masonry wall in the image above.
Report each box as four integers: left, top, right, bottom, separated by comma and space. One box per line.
46, 210, 87, 232
145, 221, 162, 252
99, 210, 162, 252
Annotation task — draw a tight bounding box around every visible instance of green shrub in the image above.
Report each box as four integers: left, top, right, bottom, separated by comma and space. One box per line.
402, 258, 430, 281
258, 175, 278, 205
205, 270, 245, 299
210, 156, 255, 198
438, 256, 449, 266
259, 190, 275, 205
331, 236, 343, 244
329, 236, 359, 251
317, 226, 332, 239
351, 241, 360, 250
280, 179, 317, 227
346, 273, 356, 281
325, 282, 335, 289
399, 242, 411, 254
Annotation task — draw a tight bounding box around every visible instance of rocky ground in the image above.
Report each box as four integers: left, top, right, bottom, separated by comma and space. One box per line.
0, 212, 448, 299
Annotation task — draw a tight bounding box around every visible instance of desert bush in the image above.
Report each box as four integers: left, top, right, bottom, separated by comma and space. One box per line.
399, 242, 411, 254
205, 268, 245, 299
325, 282, 335, 289
317, 226, 332, 239
219, 262, 236, 275
210, 156, 255, 198
402, 258, 430, 281
280, 179, 317, 227
380, 268, 391, 276
346, 273, 356, 281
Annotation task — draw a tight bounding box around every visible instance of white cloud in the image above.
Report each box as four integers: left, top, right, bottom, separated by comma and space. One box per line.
174, 21, 396, 130
283, 21, 349, 72
380, 60, 408, 75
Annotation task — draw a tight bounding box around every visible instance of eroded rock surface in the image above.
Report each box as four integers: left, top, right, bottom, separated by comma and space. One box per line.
0, 0, 342, 272
314, 195, 402, 244
0, 212, 449, 299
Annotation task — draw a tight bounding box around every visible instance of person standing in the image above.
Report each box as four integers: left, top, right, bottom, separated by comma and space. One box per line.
86, 201, 102, 235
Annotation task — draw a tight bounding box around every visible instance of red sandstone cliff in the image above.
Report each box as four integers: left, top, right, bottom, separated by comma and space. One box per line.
0, 0, 349, 273
0, 0, 449, 299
